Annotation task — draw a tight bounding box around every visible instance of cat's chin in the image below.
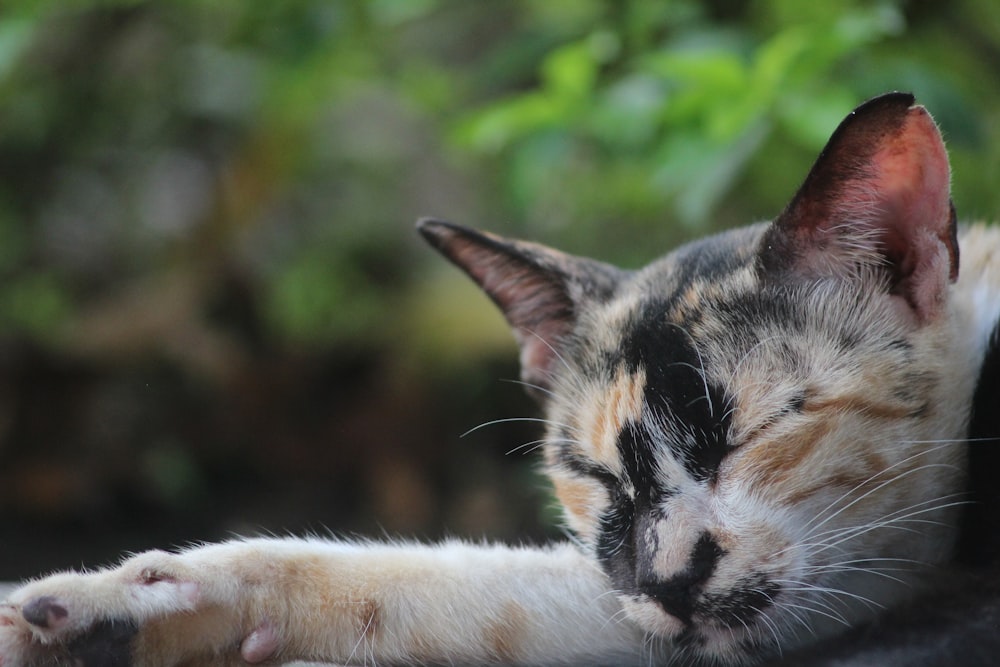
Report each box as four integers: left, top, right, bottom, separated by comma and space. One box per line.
620, 596, 686, 638
621, 595, 769, 665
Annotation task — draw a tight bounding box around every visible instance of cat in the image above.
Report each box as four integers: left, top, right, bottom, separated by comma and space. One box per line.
1, 91, 999, 667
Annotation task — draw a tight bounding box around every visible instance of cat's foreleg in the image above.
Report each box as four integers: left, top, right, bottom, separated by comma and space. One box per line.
0, 538, 645, 666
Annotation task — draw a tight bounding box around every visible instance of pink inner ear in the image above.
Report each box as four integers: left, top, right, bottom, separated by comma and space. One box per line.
875, 108, 952, 251
867, 107, 956, 319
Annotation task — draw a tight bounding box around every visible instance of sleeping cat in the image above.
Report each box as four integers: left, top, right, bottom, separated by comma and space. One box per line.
2, 92, 999, 666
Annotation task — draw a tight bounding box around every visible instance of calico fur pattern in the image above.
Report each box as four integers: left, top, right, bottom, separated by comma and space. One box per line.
2, 93, 1000, 666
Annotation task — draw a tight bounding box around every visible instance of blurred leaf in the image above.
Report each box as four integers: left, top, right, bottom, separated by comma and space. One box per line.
774, 87, 856, 148
653, 119, 769, 226
588, 74, 664, 148
0, 202, 28, 273
142, 442, 206, 508
454, 92, 563, 153
263, 246, 389, 346
0, 17, 34, 82
0, 272, 72, 340
541, 41, 597, 100
370, 0, 440, 26
642, 48, 746, 92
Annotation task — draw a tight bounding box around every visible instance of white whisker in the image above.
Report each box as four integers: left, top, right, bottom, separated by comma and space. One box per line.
801, 443, 959, 538
505, 439, 548, 456
460, 417, 580, 438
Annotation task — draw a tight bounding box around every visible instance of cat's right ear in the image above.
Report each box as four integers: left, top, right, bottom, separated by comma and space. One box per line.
758, 92, 958, 324
417, 219, 622, 399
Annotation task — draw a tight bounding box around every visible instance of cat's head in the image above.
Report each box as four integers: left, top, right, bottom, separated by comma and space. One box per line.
419, 93, 971, 663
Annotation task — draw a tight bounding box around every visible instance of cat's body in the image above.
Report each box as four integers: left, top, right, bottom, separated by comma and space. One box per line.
2, 93, 999, 667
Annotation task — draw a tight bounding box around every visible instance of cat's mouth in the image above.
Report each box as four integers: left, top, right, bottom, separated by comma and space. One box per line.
621, 581, 782, 657
624, 574, 778, 629
696, 578, 780, 631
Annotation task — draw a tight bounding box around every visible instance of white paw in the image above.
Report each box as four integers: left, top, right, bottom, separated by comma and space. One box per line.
0, 550, 279, 666
5, 551, 198, 640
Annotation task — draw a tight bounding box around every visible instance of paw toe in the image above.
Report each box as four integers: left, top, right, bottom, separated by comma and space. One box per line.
22, 596, 69, 630
240, 618, 279, 664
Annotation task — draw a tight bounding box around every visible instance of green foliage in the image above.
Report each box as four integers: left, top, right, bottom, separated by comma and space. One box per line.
0, 0, 998, 352
457, 3, 912, 244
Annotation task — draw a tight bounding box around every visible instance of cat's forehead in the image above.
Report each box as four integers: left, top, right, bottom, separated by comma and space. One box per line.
585, 224, 767, 362
557, 229, 776, 483
556, 222, 901, 481
556, 220, 928, 484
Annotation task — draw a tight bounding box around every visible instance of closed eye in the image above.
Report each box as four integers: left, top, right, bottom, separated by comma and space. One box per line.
732, 391, 809, 447
557, 451, 619, 490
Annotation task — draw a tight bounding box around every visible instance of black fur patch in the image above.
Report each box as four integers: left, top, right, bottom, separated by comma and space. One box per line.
701, 575, 778, 629
68, 619, 138, 667
616, 421, 666, 498
641, 532, 725, 624
663, 227, 759, 289
595, 485, 637, 592
616, 306, 731, 483
598, 516, 727, 627
556, 448, 618, 490
957, 320, 1000, 567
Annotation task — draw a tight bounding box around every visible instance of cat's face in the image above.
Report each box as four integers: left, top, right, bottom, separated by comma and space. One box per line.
541, 223, 968, 661
420, 93, 972, 663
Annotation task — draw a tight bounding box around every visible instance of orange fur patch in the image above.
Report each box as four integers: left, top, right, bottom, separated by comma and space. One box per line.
484, 601, 528, 663
551, 473, 603, 524
732, 419, 831, 489
735, 414, 890, 507
356, 598, 381, 640
585, 367, 646, 469
803, 395, 914, 421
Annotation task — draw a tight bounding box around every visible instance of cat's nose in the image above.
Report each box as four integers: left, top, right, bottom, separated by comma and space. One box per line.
636, 532, 724, 624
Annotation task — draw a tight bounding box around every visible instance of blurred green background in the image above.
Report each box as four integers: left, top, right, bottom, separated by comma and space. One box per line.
1, 0, 998, 579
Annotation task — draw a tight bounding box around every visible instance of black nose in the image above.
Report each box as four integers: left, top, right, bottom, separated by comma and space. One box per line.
636, 532, 724, 624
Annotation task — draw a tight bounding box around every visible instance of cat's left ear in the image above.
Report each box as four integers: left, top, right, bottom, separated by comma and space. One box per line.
758, 92, 958, 323
417, 218, 623, 398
